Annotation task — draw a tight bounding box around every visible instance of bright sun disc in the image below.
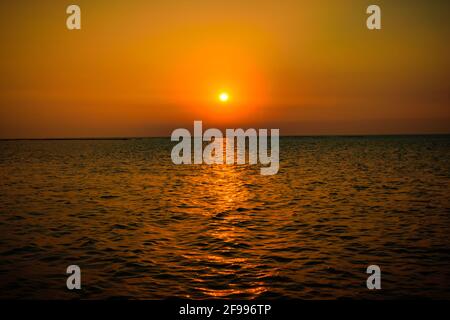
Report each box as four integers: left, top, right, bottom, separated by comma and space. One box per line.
219, 92, 229, 102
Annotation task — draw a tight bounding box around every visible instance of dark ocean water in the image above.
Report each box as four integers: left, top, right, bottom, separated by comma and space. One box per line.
0, 136, 449, 299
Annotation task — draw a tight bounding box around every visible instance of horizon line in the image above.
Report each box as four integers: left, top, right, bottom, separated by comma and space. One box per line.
1, 132, 450, 141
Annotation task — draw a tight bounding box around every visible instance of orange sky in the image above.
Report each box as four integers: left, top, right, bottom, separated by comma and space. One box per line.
0, 0, 449, 138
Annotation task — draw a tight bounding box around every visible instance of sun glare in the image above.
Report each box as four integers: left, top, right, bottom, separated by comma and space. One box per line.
219, 92, 229, 103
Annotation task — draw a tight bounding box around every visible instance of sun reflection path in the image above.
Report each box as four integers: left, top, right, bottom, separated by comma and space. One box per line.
178, 161, 274, 298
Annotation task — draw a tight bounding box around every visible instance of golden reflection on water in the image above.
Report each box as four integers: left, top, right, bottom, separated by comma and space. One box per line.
181, 157, 271, 298
1, 137, 450, 299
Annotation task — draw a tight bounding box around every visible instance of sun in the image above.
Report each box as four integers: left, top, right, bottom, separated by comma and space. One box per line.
218, 92, 229, 103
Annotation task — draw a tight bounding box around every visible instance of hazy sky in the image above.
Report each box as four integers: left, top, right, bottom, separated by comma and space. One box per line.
0, 0, 449, 138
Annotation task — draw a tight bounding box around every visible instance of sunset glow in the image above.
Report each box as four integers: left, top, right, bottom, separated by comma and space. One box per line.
0, 1, 448, 138
0, 1, 449, 304
219, 92, 229, 103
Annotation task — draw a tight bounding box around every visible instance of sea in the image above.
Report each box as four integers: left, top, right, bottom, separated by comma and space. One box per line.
0, 135, 449, 299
